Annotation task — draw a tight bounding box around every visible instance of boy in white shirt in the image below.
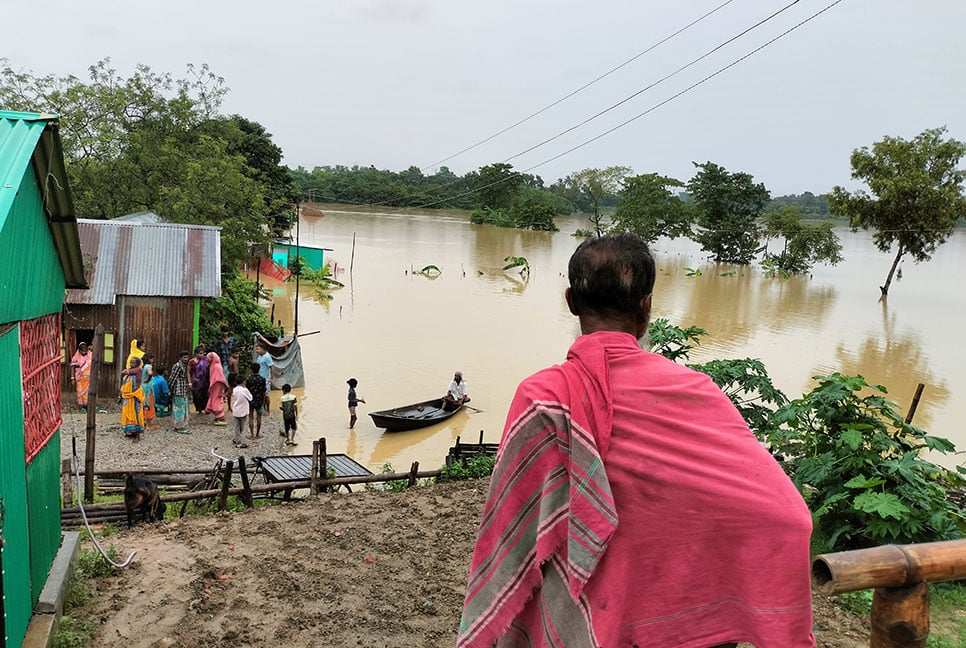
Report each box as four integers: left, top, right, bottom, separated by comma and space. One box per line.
230, 374, 253, 449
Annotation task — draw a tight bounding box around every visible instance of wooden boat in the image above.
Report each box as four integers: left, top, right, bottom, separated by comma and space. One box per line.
369, 398, 463, 432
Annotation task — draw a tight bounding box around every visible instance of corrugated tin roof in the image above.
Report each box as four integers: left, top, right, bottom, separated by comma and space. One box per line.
65, 219, 222, 305
0, 110, 86, 288
113, 210, 163, 224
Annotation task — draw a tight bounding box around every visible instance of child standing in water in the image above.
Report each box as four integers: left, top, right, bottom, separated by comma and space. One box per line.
346, 378, 365, 428
279, 384, 298, 446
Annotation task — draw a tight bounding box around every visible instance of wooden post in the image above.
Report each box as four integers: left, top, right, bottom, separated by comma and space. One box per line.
84, 323, 104, 503
904, 383, 925, 424
237, 456, 254, 508
218, 460, 234, 511
319, 437, 327, 491
310, 440, 319, 495
61, 458, 73, 507
870, 582, 929, 648
407, 461, 419, 488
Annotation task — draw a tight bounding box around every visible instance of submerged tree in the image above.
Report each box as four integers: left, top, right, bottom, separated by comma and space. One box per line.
761, 206, 843, 274
610, 173, 693, 243
829, 127, 966, 296
567, 166, 632, 236
687, 162, 770, 264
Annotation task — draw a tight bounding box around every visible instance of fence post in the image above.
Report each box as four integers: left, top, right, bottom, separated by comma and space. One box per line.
870, 582, 929, 648
218, 460, 234, 511
237, 456, 254, 508
407, 461, 419, 488
310, 440, 319, 495
319, 438, 328, 493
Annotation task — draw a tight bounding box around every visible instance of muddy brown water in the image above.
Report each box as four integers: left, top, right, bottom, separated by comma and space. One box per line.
264, 209, 965, 473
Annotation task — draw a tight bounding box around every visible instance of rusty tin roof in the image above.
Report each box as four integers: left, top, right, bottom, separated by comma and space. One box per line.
66, 219, 222, 305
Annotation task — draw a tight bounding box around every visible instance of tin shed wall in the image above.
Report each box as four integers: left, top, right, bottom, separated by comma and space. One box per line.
120, 295, 196, 378
26, 435, 62, 603
0, 168, 67, 326
0, 325, 31, 648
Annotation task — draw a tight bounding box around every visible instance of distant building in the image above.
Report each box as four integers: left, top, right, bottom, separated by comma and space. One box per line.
63, 218, 221, 394
0, 110, 85, 647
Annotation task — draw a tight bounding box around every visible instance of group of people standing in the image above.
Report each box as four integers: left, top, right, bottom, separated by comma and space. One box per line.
70, 327, 282, 446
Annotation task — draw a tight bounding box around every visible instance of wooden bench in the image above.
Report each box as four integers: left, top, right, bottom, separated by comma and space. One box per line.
252, 453, 373, 498
446, 432, 499, 467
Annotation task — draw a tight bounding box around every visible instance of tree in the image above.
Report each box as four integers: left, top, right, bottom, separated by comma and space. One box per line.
829, 127, 966, 296
568, 166, 631, 236
687, 162, 770, 264
475, 163, 523, 210
512, 189, 559, 231
760, 206, 843, 274
0, 59, 283, 272
610, 173, 693, 243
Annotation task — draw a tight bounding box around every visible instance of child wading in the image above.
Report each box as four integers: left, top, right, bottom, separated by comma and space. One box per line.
279, 384, 298, 446
346, 377, 365, 428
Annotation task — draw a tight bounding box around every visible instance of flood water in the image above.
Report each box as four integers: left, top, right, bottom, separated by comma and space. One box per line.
265, 209, 966, 473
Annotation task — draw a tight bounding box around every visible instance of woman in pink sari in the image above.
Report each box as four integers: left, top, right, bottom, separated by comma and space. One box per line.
205, 351, 229, 426
70, 342, 92, 409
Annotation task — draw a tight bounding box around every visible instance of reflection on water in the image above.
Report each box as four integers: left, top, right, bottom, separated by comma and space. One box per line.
265, 210, 965, 472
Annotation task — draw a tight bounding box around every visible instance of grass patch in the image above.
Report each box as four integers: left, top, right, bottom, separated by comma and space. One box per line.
834, 582, 966, 648
52, 616, 95, 648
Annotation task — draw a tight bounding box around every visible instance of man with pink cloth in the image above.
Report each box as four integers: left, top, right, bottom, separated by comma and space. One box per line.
459, 233, 814, 648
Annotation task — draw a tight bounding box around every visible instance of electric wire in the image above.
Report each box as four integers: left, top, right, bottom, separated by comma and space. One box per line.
69, 418, 137, 568
413, 0, 846, 211
420, 0, 737, 172
364, 0, 804, 210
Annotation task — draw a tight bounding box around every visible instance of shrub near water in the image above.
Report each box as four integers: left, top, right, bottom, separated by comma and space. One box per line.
768, 373, 963, 552
648, 321, 965, 553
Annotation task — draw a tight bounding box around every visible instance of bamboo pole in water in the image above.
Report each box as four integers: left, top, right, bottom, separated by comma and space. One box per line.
904, 383, 925, 424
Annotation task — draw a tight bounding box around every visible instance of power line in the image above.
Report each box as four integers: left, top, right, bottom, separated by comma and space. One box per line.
370, 0, 801, 210
414, 0, 846, 210
420, 0, 737, 172
499, 0, 803, 166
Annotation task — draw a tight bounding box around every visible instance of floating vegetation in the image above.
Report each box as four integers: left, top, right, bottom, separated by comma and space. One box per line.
503, 256, 530, 278
685, 267, 702, 277
719, 271, 736, 277
415, 264, 442, 277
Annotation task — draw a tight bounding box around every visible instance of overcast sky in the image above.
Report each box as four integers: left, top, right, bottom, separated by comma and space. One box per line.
4, 0, 964, 195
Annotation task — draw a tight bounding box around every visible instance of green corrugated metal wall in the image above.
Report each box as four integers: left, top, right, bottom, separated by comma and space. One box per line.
26, 435, 62, 602
0, 168, 67, 326
0, 325, 30, 648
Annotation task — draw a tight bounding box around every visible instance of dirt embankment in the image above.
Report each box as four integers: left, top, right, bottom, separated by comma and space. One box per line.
70, 480, 870, 648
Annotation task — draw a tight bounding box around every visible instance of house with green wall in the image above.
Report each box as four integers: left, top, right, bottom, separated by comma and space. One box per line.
0, 111, 86, 647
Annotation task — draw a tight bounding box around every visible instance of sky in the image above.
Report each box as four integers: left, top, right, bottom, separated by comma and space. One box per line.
4, 0, 965, 196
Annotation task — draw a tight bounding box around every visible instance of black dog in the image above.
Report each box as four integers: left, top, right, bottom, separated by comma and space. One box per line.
124, 474, 165, 527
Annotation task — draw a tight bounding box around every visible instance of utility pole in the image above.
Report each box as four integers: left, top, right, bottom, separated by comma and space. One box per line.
294, 202, 300, 336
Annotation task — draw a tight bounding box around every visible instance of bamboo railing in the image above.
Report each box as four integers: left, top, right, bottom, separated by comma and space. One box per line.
811, 539, 966, 648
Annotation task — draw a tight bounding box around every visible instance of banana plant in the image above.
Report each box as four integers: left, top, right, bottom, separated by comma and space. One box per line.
502, 256, 530, 278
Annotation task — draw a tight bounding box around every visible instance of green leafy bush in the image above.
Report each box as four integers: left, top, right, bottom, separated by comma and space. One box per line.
438, 455, 496, 482
769, 373, 963, 551
646, 318, 706, 362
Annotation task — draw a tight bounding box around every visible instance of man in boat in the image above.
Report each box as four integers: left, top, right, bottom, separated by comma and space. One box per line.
442, 370, 470, 410
459, 233, 815, 648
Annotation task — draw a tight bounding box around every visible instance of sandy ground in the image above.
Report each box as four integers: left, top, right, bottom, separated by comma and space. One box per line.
61, 400, 870, 648
72, 481, 872, 648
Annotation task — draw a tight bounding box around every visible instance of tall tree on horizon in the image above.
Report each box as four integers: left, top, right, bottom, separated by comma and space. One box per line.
829, 127, 966, 296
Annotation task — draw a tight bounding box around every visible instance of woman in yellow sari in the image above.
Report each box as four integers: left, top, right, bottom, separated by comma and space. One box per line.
70, 342, 92, 410
121, 356, 145, 440
126, 339, 145, 370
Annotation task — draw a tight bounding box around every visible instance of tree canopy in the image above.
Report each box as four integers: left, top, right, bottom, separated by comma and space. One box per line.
687, 161, 770, 264
829, 127, 966, 296
0, 58, 295, 273
610, 173, 693, 243
760, 207, 843, 275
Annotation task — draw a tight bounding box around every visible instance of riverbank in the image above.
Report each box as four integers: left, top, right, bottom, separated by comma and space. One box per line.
59, 398, 288, 472
64, 477, 872, 648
